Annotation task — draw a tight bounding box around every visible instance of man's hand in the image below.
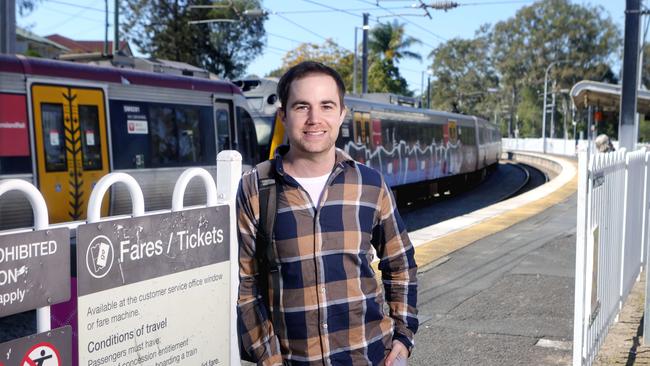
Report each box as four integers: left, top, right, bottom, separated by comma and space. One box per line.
385, 340, 409, 366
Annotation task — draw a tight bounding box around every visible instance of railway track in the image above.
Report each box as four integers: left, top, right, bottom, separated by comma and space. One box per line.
401, 162, 548, 232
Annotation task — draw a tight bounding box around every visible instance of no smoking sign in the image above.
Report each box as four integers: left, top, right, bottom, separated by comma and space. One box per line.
21, 342, 61, 366
0, 327, 70, 366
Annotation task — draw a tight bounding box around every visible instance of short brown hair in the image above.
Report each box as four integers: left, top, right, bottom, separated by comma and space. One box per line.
277, 61, 345, 112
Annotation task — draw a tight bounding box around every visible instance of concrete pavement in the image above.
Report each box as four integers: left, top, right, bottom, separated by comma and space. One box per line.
410, 193, 576, 365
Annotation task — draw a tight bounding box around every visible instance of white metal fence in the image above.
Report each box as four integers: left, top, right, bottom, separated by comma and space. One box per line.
503, 137, 588, 156
573, 148, 650, 366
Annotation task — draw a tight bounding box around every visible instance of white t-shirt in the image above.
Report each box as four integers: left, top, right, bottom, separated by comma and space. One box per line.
294, 173, 330, 207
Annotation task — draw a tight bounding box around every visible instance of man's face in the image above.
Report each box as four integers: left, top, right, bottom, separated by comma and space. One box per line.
280, 73, 346, 158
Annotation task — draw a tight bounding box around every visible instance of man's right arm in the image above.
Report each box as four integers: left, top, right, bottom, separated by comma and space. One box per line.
237, 172, 283, 365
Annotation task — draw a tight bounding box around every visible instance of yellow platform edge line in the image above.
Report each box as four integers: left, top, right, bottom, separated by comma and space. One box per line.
413, 162, 578, 268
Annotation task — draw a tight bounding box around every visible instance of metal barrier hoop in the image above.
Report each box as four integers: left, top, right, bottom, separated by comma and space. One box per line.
0, 179, 49, 231
87, 173, 145, 223
171, 168, 218, 212
0, 179, 51, 332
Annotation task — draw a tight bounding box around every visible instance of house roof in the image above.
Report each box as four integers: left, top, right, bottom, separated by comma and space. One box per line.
16, 28, 69, 51
45, 34, 131, 55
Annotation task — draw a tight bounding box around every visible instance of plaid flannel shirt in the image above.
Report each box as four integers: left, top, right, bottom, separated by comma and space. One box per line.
237, 146, 418, 366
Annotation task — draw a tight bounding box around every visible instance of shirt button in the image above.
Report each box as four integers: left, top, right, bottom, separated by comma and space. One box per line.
321, 287, 326, 293
322, 323, 328, 329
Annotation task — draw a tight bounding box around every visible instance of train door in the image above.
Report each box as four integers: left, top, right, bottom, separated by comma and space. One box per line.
353, 111, 370, 145
30, 84, 110, 223
371, 119, 382, 148
446, 120, 458, 145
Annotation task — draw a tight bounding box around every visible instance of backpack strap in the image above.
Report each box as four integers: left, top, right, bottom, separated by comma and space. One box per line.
254, 160, 281, 331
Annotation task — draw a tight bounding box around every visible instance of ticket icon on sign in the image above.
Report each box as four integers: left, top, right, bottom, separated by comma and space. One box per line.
86, 235, 114, 279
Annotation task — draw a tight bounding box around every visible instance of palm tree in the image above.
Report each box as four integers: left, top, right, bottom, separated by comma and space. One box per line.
365, 20, 421, 95
368, 20, 422, 63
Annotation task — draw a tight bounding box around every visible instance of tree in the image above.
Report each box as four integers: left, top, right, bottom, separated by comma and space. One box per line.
428, 26, 498, 117
17, 0, 40, 15
368, 57, 411, 96
493, 0, 619, 91
368, 20, 421, 64
121, 0, 266, 79
367, 20, 421, 95
268, 39, 355, 91
490, 0, 620, 137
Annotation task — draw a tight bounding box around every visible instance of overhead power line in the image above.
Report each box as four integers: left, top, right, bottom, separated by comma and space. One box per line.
274, 6, 413, 15
273, 13, 332, 43
47, 0, 112, 14
355, 0, 446, 42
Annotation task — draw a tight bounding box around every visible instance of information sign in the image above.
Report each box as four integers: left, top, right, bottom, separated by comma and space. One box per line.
0, 228, 70, 317
76, 206, 230, 366
0, 326, 71, 366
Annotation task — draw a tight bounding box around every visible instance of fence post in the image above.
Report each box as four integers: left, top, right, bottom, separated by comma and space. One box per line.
620, 151, 631, 310
171, 167, 218, 211
573, 150, 589, 366
0, 179, 51, 333
644, 152, 650, 344
215, 150, 243, 365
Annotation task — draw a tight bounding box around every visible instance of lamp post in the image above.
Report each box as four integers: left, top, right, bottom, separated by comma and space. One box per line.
353, 24, 370, 95
362, 13, 369, 94
542, 60, 569, 153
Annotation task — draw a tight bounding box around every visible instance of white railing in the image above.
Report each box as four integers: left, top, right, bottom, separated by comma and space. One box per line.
503, 137, 624, 156
573, 148, 650, 366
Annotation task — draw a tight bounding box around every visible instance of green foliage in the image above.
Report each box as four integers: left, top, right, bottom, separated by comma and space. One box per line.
639, 117, 650, 143
268, 39, 355, 91
490, 0, 620, 136
368, 20, 421, 63
429, 28, 498, 117
121, 0, 266, 79
271, 20, 420, 96
492, 0, 620, 91
429, 0, 620, 138
367, 20, 420, 95
368, 58, 411, 96
17, 0, 40, 15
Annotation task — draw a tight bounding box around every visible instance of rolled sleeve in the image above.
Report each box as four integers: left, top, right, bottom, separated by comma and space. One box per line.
237, 171, 282, 364
374, 179, 419, 352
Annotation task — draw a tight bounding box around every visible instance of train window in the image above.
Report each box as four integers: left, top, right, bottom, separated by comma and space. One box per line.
150, 106, 178, 165
41, 103, 67, 172
432, 124, 443, 144
214, 101, 231, 153
176, 107, 201, 163
78, 105, 103, 170
253, 116, 273, 145
236, 107, 259, 166
149, 105, 207, 166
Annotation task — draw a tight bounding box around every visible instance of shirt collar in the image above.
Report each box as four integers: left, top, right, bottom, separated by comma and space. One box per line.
273, 144, 356, 177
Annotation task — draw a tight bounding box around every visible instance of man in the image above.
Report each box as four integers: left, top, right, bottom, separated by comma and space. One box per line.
237, 61, 418, 365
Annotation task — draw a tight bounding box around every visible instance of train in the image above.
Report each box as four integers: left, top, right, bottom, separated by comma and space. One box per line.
236, 77, 502, 204
0, 54, 262, 230
0, 55, 500, 232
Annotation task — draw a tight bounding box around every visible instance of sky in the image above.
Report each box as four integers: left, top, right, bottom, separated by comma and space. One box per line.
18, 0, 626, 95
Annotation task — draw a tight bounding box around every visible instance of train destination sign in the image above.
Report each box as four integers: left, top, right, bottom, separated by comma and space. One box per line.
0, 326, 72, 366
76, 206, 230, 366
0, 228, 70, 317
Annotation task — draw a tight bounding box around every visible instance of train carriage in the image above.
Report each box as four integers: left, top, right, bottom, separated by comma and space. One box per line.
0, 55, 260, 230
240, 77, 502, 203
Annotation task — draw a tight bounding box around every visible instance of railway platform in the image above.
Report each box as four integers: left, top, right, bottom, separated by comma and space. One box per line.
408, 152, 579, 364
